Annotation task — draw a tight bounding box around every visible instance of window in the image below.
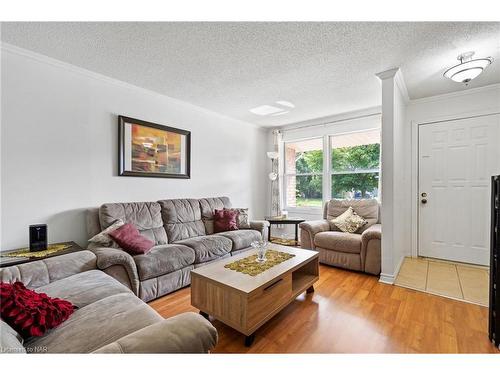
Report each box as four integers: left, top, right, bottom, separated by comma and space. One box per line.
284, 138, 323, 208
330, 129, 380, 199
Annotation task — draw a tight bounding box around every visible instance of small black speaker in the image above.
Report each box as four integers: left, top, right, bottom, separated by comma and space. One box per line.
29, 224, 47, 251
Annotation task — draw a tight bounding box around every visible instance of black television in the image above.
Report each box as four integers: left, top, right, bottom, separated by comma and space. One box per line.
490, 175, 500, 349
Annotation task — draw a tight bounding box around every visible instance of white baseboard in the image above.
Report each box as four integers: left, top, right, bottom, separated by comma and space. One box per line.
379, 273, 395, 284
378, 255, 406, 285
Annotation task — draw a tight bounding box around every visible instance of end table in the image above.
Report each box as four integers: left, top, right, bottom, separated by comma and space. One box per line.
264, 217, 305, 246
0, 241, 84, 268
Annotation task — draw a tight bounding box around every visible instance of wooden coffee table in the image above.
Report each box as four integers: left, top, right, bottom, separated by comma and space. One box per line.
191, 244, 319, 346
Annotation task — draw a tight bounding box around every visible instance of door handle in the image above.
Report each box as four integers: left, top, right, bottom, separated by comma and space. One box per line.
421, 192, 427, 204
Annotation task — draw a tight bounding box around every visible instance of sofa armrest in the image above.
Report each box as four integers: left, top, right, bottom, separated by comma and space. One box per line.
298, 220, 330, 250
361, 223, 381, 244
361, 224, 382, 275
92, 312, 218, 353
248, 220, 270, 239
91, 247, 140, 296
299, 220, 331, 235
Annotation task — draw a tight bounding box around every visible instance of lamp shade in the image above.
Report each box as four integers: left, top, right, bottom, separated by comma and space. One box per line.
444, 54, 492, 84
266, 151, 279, 159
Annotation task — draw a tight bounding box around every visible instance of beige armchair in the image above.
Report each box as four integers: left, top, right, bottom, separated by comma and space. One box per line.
299, 199, 381, 275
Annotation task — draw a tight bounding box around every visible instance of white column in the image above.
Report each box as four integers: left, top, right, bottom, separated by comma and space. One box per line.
375, 67, 409, 284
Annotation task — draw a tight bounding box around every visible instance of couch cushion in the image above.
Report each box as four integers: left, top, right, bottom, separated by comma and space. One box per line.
99, 202, 168, 245
1, 319, 26, 354
35, 270, 132, 308
175, 235, 232, 263
158, 199, 206, 242
326, 199, 379, 233
199, 197, 232, 234
314, 232, 362, 254
24, 293, 162, 353
133, 244, 195, 281
217, 229, 261, 251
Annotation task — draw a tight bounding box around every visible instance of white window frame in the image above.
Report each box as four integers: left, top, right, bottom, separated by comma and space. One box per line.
283, 129, 381, 214
329, 128, 381, 200
283, 136, 325, 213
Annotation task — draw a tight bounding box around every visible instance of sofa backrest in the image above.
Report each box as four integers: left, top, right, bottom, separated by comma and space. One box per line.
0, 251, 97, 289
198, 197, 232, 234
158, 199, 206, 243
323, 198, 380, 233
86, 207, 101, 239
99, 202, 168, 245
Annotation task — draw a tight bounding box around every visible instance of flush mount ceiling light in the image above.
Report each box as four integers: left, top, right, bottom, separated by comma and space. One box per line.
444, 51, 493, 84
249, 105, 284, 116
275, 100, 295, 108
249, 101, 295, 116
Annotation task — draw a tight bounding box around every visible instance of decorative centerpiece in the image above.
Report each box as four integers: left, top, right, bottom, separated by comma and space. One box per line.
251, 240, 268, 263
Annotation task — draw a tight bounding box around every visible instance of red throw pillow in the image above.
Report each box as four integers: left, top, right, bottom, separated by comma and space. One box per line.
213, 209, 239, 233
0, 281, 75, 338
109, 222, 154, 255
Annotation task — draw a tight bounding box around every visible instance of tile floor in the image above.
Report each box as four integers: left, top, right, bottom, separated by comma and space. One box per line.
394, 257, 490, 306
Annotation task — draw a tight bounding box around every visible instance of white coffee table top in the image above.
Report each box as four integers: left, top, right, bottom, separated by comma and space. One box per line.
190, 244, 318, 294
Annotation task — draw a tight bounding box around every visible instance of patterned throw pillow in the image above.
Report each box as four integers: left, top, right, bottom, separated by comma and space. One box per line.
233, 208, 251, 229
0, 281, 75, 338
331, 207, 368, 233
88, 219, 124, 248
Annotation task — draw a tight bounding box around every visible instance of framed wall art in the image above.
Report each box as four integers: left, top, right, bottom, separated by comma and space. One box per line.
118, 115, 191, 178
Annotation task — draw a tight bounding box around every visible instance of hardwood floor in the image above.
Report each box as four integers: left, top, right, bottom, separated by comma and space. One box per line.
148, 264, 498, 353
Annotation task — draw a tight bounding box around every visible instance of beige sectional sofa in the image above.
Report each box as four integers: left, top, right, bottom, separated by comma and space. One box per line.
87, 196, 269, 302
299, 199, 382, 275
0, 251, 217, 353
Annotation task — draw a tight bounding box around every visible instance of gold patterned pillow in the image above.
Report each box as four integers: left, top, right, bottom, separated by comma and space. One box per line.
331, 207, 368, 233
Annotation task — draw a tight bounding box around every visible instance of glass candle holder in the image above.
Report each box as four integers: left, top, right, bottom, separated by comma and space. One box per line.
251, 240, 268, 263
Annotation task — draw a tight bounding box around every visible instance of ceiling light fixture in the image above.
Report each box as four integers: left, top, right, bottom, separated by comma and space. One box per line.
249, 105, 284, 116
270, 111, 290, 116
249, 101, 295, 116
444, 51, 493, 84
275, 100, 295, 108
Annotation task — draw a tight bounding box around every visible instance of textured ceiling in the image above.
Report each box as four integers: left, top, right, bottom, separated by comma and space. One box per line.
1, 22, 499, 127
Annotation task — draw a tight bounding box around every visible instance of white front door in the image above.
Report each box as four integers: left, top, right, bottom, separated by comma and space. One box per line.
418, 114, 500, 265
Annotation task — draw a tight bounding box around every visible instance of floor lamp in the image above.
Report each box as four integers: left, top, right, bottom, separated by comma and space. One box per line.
267, 151, 279, 217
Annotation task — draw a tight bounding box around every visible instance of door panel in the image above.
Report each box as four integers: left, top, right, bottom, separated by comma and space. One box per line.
418, 114, 500, 265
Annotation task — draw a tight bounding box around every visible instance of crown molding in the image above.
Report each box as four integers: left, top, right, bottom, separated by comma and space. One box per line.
0, 42, 263, 129
273, 106, 381, 133
408, 83, 500, 105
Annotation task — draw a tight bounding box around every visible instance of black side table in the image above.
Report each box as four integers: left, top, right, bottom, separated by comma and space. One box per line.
265, 217, 305, 246
0, 241, 84, 268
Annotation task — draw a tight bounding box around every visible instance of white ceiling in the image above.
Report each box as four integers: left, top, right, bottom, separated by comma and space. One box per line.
1, 22, 499, 127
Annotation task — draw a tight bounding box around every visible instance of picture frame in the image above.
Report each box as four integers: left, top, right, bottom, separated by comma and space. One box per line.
118, 115, 191, 179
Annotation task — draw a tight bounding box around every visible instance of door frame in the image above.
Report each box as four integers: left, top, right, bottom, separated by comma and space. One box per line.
410, 109, 500, 259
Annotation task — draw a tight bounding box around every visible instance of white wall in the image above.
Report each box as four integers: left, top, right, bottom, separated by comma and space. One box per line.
0, 44, 268, 250
407, 83, 500, 258
392, 75, 410, 276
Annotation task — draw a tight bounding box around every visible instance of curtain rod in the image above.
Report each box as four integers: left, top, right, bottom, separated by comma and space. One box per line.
278, 112, 381, 133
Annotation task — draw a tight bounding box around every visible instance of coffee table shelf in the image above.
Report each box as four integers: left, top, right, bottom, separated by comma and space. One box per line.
292, 273, 317, 295
191, 245, 319, 346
